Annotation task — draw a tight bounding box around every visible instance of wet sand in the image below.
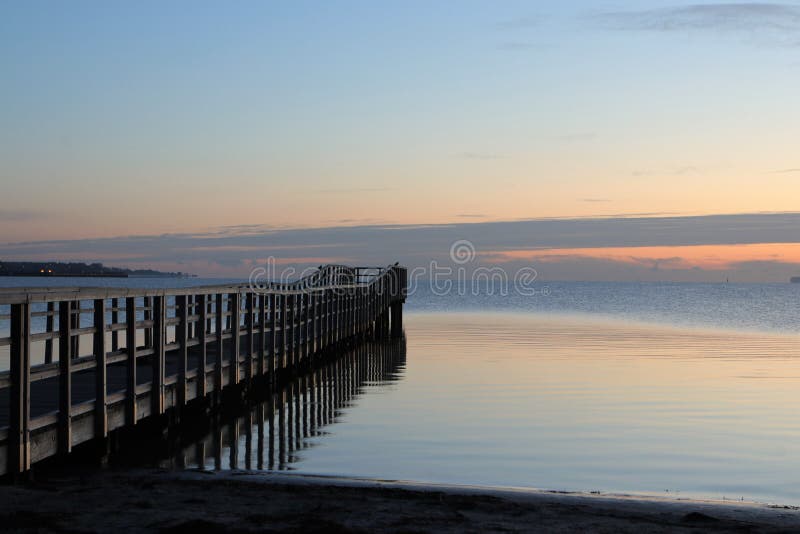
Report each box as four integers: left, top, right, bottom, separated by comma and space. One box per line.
2, 469, 800, 533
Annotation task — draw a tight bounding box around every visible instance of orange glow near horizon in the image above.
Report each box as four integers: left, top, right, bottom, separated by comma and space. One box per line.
482, 242, 800, 270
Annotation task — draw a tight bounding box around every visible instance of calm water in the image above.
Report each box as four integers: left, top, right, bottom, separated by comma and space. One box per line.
3, 277, 800, 503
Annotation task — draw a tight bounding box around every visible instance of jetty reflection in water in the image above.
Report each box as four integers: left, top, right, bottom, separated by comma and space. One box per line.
162, 337, 406, 471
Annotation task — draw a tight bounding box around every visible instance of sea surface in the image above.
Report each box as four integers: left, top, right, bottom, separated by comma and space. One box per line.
2, 277, 800, 504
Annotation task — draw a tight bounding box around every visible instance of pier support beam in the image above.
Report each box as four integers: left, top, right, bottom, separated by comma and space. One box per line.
390, 301, 403, 339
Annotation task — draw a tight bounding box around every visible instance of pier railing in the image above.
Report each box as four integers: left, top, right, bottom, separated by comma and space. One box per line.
0, 264, 406, 476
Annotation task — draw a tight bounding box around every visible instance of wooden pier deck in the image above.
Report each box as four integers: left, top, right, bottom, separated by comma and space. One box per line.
0, 264, 407, 476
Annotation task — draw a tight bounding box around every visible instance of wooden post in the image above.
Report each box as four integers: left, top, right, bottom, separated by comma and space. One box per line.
246, 292, 255, 380
304, 292, 311, 363
44, 301, 54, 364
311, 292, 318, 357
125, 297, 137, 425
390, 301, 403, 339
144, 296, 152, 348
280, 294, 287, 371
176, 295, 188, 407
10, 302, 31, 474
59, 300, 73, 453
215, 294, 224, 393
152, 295, 165, 416
258, 294, 266, 377
94, 298, 107, 438
293, 293, 301, 367
198, 294, 208, 398
325, 289, 331, 349
289, 294, 297, 368
70, 301, 79, 358
231, 292, 241, 386
269, 295, 277, 381
111, 298, 119, 352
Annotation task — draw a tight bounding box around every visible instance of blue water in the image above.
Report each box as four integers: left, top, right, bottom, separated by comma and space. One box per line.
408, 281, 800, 334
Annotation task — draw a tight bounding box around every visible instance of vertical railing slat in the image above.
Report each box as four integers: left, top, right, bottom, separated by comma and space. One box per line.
94, 298, 107, 438
198, 294, 208, 398
152, 295, 165, 415
246, 292, 255, 380
231, 292, 241, 386
10, 301, 31, 474
215, 294, 224, 393
177, 295, 188, 407
125, 297, 137, 425
58, 300, 73, 453
258, 294, 266, 377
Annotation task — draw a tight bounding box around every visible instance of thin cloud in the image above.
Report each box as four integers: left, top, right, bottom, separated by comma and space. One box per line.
581, 198, 611, 203
594, 3, 800, 45
771, 168, 800, 174
456, 213, 488, 218
0, 209, 49, 222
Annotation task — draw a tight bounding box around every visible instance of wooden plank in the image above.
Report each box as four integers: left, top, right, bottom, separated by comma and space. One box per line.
94, 298, 107, 438
125, 297, 137, 425
58, 300, 72, 454
9, 302, 31, 474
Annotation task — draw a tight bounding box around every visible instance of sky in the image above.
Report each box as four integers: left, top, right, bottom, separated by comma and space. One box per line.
2, 1, 800, 281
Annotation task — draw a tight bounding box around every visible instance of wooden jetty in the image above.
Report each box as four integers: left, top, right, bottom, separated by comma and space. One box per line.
0, 264, 406, 476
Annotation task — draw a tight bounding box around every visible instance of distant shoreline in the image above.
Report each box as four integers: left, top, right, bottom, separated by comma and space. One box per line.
0, 273, 129, 278
0, 273, 191, 278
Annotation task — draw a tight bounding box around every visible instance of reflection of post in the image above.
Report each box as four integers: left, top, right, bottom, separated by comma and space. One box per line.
195, 440, 206, 470
229, 417, 239, 470
278, 390, 286, 469
286, 384, 294, 458
245, 409, 253, 470
295, 381, 301, 449
301, 376, 308, 440
309, 372, 317, 437
213, 414, 222, 471
268, 393, 275, 470
257, 403, 264, 470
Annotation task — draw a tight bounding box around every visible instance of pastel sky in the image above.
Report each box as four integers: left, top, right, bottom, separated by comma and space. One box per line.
2, 1, 800, 280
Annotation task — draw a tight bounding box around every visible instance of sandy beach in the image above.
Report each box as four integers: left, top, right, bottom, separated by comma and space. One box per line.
2, 469, 800, 533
